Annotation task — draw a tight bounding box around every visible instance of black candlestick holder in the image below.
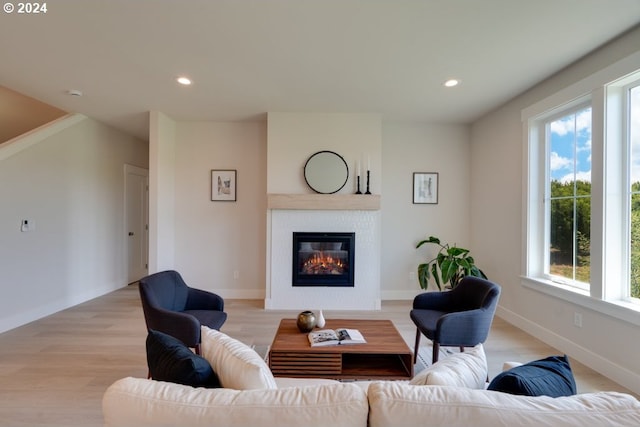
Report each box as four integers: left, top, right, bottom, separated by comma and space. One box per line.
356, 176, 362, 194
365, 170, 371, 194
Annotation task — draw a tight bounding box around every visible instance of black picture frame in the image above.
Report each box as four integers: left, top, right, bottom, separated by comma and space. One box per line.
413, 172, 438, 204
211, 169, 237, 201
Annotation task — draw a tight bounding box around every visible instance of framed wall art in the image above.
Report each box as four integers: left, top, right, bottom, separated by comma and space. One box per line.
413, 172, 438, 204
211, 169, 237, 201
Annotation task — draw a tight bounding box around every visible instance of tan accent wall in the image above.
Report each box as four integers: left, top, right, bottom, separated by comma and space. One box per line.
0, 86, 67, 143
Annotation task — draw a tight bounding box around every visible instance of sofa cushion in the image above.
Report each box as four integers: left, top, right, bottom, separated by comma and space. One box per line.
103, 377, 369, 427
146, 329, 220, 388
409, 344, 487, 389
274, 377, 340, 388
367, 381, 640, 427
200, 326, 277, 390
487, 355, 577, 397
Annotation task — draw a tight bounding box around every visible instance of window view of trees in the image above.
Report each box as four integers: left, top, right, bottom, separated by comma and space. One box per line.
549, 180, 591, 283
530, 75, 640, 307
549, 176, 640, 299
547, 108, 591, 286
630, 186, 640, 299
545, 86, 639, 300
629, 85, 640, 300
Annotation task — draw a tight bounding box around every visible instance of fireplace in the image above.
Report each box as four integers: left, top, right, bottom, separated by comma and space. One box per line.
292, 232, 355, 287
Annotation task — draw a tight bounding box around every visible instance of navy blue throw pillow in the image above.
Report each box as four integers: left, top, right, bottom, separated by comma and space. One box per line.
487, 355, 577, 397
146, 329, 220, 388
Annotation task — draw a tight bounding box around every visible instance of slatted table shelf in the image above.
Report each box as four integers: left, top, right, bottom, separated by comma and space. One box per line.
269, 318, 413, 380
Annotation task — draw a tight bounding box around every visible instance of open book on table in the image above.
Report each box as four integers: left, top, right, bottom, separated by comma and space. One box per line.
308, 328, 367, 347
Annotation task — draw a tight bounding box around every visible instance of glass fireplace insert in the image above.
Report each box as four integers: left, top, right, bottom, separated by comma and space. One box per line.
292, 232, 355, 287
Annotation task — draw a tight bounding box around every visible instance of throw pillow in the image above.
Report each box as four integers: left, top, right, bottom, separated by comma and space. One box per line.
409, 344, 488, 389
145, 329, 220, 388
200, 326, 278, 390
487, 354, 577, 397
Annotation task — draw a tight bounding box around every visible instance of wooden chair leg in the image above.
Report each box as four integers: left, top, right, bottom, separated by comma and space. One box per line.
413, 328, 421, 364
459, 346, 465, 353
195, 343, 201, 355
432, 342, 440, 363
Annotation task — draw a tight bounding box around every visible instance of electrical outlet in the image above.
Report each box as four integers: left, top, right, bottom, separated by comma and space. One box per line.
233, 270, 239, 280
409, 271, 416, 283
573, 312, 583, 328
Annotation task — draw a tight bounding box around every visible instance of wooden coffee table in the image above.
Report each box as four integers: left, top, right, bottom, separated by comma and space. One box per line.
269, 318, 413, 380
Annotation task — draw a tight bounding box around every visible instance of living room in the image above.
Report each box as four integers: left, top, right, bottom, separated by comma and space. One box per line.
2, 1, 640, 420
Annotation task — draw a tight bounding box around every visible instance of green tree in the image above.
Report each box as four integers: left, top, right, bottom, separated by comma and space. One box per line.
549, 180, 591, 278
548, 179, 640, 298
630, 183, 640, 299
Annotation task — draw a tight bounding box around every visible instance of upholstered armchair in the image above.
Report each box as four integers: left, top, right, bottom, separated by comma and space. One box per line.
139, 270, 227, 354
410, 276, 501, 364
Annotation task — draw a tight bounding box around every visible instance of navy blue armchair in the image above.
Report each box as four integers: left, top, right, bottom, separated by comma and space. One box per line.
139, 270, 227, 354
410, 276, 501, 364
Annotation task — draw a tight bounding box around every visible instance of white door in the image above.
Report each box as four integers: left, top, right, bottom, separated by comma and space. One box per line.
125, 165, 149, 283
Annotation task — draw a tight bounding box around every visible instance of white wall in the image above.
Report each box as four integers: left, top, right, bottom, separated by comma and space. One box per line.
470, 27, 640, 394
0, 116, 148, 333
173, 121, 267, 298
167, 117, 470, 303
381, 122, 471, 299
267, 113, 381, 194
149, 111, 177, 272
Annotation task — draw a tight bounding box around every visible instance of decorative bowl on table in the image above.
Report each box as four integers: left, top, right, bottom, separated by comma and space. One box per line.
296, 311, 316, 332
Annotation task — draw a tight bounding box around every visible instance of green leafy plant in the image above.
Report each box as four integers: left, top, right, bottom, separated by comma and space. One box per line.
416, 236, 487, 290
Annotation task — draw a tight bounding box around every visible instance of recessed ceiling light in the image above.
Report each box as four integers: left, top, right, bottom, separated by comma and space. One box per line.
444, 79, 460, 87
67, 89, 83, 97
176, 76, 192, 86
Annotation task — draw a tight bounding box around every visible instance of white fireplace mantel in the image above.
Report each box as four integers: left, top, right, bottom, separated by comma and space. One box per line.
267, 193, 380, 211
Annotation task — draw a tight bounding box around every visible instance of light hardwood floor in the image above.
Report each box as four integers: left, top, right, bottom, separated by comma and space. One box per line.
0, 284, 635, 426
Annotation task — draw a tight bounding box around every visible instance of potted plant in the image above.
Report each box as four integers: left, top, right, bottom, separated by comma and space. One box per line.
416, 236, 486, 290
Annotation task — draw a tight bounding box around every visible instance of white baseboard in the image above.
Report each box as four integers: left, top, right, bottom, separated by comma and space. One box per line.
0, 280, 124, 334
218, 289, 265, 300
264, 298, 382, 311
496, 306, 640, 396
380, 290, 422, 300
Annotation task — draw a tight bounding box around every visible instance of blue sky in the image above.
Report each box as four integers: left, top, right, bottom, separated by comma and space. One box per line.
549, 108, 592, 183
549, 87, 640, 185
632, 86, 640, 184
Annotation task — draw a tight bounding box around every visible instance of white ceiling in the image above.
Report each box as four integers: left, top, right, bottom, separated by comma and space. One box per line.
1, 0, 640, 141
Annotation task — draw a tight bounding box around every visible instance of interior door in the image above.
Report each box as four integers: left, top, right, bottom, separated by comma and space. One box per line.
125, 165, 149, 283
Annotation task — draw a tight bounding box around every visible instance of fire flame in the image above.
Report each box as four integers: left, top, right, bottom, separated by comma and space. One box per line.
301, 252, 346, 274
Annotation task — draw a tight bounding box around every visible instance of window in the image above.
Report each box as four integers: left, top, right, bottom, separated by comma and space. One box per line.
547, 107, 592, 289
628, 85, 640, 300
523, 56, 640, 321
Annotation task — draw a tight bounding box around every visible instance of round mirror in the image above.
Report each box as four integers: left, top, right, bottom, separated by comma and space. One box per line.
304, 151, 349, 194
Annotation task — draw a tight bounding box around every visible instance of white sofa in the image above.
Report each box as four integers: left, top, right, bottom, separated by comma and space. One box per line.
103, 376, 640, 427
104, 327, 640, 426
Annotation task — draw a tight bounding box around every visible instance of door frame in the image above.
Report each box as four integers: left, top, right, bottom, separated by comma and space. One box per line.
124, 164, 149, 284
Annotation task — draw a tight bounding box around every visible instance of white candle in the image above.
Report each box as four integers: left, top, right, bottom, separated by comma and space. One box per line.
367, 155, 370, 171
356, 160, 360, 177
